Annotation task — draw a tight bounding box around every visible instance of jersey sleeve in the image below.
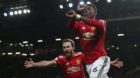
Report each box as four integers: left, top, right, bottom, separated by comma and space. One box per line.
86, 18, 106, 31
54, 55, 66, 67
67, 19, 80, 34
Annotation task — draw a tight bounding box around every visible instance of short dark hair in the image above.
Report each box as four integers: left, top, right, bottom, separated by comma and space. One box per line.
62, 39, 75, 48
87, 4, 97, 16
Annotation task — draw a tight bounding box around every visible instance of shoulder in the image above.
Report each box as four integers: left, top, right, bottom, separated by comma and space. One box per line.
99, 19, 107, 30
99, 19, 106, 24
74, 52, 84, 56
57, 54, 65, 58
89, 18, 106, 24
55, 54, 65, 60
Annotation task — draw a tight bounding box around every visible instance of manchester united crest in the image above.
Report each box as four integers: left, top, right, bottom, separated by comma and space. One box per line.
91, 26, 96, 30
76, 59, 81, 64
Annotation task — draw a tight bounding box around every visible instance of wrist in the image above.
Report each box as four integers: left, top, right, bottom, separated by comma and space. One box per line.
32, 63, 36, 67
75, 14, 81, 20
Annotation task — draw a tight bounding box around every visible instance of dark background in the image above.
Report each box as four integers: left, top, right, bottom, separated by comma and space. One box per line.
0, 0, 140, 78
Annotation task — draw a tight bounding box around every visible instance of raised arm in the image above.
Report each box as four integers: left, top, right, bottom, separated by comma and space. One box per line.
80, 16, 105, 29
66, 10, 105, 30
24, 58, 56, 68
66, 10, 76, 29
66, 4, 86, 29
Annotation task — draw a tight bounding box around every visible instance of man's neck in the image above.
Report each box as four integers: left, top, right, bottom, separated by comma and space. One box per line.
66, 52, 74, 60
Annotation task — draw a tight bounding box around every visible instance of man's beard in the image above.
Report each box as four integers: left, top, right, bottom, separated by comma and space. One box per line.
65, 50, 73, 59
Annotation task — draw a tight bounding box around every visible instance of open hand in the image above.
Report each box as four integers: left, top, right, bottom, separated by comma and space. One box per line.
111, 58, 124, 68
24, 58, 34, 68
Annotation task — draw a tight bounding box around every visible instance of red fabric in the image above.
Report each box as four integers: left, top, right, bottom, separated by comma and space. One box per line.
55, 52, 86, 78
68, 18, 107, 64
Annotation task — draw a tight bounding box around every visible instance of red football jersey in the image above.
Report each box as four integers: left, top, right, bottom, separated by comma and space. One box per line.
68, 18, 107, 64
55, 52, 86, 78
